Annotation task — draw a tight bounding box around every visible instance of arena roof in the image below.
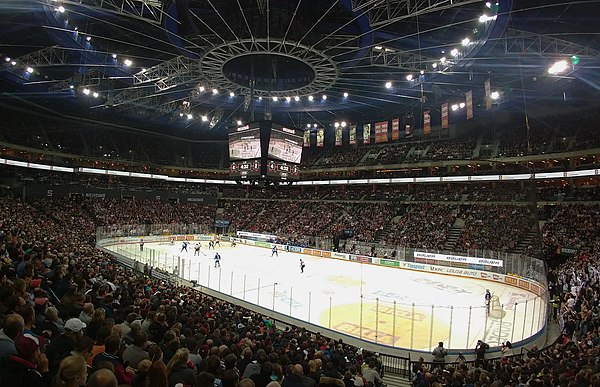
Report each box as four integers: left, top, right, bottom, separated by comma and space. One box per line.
1, 0, 599, 140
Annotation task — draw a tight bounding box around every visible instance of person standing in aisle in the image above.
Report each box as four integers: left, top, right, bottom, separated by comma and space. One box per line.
431, 342, 448, 370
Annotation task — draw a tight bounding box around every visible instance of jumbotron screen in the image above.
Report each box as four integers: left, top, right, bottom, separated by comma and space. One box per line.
228, 124, 261, 160
267, 124, 303, 164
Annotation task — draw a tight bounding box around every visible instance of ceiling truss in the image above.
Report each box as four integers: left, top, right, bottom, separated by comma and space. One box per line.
351, 0, 482, 28
501, 29, 600, 58
44, 0, 164, 24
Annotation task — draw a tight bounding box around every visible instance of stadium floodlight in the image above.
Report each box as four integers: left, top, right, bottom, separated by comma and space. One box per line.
124, 59, 132, 67
26, 67, 34, 74
286, 96, 291, 102
486, 2, 492, 8
308, 95, 314, 101
92, 92, 99, 98
548, 60, 569, 75
272, 96, 278, 101
385, 81, 392, 89
440, 57, 446, 64
112, 54, 117, 59
462, 37, 470, 46
491, 91, 500, 100
451, 48, 459, 57
83, 88, 90, 95
199, 86, 205, 92
237, 120, 242, 126
86, 36, 91, 41
201, 115, 208, 121
479, 14, 488, 23
420, 70, 425, 75
334, 122, 340, 128
294, 96, 300, 101
179, 112, 184, 117
313, 124, 318, 128
306, 124, 311, 128
229, 92, 235, 97
451, 104, 459, 111
58, 6, 65, 13
341, 121, 347, 127
322, 94, 327, 100
187, 113, 193, 120
258, 96, 262, 101
343, 92, 348, 98
5, 57, 10, 62
10, 61, 16, 66
459, 102, 466, 108
406, 74, 413, 81
374, 46, 383, 50
432, 62, 438, 68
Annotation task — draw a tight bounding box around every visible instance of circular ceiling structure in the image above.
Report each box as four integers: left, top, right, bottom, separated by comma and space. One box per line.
202, 39, 338, 97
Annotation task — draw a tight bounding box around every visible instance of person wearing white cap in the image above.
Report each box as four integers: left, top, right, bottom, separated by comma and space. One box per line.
46, 318, 87, 373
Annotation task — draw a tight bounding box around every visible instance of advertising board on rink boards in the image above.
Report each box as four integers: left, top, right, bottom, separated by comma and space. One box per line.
414, 251, 504, 267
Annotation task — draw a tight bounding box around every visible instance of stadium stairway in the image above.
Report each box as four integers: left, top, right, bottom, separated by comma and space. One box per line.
443, 219, 464, 251
383, 373, 412, 387
376, 215, 403, 243
512, 230, 539, 255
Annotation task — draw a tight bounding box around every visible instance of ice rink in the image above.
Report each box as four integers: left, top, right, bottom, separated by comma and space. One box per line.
108, 241, 546, 351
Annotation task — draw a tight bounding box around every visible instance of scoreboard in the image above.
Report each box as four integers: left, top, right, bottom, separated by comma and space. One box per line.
228, 121, 302, 183
267, 160, 300, 181
229, 159, 261, 179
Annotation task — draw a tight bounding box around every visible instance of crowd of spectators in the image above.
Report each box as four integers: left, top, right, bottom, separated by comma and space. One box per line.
2, 178, 600, 385
454, 205, 534, 253
420, 138, 476, 161
85, 199, 216, 230
319, 147, 371, 167
385, 204, 457, 250
0, 196, 388, 387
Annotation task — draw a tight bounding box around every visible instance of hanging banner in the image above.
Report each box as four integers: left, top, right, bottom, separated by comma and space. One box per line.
374, 121, 389, 143
391, 118, 400, 141
363, 123, 371, 145
484, 79, 492, 110
423, 110, 431, 135
335, 126, 343, 146
303, 130, 310, 147
466, 90, 474, 120
317, 127, 324, 147
349, 125, 357, 145
405, 114, 413, 139
441, 102, 449, 129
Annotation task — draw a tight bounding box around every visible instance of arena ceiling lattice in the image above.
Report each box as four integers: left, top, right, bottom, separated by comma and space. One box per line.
0, 0, 599, 139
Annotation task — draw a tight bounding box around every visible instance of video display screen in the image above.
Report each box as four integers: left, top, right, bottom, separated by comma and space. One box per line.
267, 125, 303, 164
228, 124, 261, 160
